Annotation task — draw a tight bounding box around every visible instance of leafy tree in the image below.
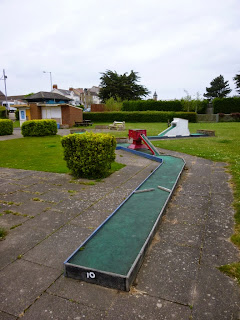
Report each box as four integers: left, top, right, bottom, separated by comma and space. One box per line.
203, 75, 231, 100
99, 70, 150, 102
181, 90, 203, 113
105, 97, 123, 111
181, 89, 192, 112
233, 73, 240, 94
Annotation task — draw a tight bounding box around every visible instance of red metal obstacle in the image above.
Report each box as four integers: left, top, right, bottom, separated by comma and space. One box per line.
128, 129, 160, 156
128, 129, 148, 150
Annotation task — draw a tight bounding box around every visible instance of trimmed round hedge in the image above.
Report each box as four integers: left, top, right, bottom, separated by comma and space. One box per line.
61, 132, 116, 179
21, 120, 57, 137
0, 119, 13, 136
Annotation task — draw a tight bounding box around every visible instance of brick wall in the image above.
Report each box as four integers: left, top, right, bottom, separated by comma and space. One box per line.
61, 105, 83, 127
91, 104, 106, 112
30, 103, 42, 119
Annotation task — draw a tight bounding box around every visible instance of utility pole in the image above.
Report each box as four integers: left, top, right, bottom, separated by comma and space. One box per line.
43, 71, 52, 91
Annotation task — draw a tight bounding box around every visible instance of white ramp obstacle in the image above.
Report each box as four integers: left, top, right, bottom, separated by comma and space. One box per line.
158, 118, 190, 137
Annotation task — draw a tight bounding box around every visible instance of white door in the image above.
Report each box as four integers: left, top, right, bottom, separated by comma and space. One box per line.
41, 107, 62, 123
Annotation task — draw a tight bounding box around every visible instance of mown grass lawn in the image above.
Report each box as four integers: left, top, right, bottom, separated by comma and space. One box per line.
0, 135, 69, 173
0, 135, 124, 174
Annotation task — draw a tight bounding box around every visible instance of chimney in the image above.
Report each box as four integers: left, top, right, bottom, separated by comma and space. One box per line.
69, 87, 73, 91
53, 84, 58, 89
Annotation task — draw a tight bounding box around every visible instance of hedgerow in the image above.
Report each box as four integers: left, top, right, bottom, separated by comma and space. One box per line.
61, 132, 116, 179
122, 100, 183, 112
121, 99, 208, 113
213, 97, 240, 114
83, 111, 197, 123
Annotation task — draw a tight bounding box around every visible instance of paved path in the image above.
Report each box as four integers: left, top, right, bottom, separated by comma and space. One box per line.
0, 134, 239, 319
0, 128, 71, 141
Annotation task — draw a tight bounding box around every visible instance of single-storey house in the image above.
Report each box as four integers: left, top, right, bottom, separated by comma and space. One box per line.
17, 91, 83, 127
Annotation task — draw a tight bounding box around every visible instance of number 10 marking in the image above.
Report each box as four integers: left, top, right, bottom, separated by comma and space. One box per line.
86, 272, 95, 279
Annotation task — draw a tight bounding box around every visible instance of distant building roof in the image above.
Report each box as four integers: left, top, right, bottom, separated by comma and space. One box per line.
24, 91, 72, 102
0, 91, 5, 100
90, 86, 100, 94
73, 88, 84, 95
8, 95, 28, 101
54, 88, 72, 96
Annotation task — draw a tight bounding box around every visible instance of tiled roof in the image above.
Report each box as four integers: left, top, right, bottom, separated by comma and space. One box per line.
24, 91, 72, 102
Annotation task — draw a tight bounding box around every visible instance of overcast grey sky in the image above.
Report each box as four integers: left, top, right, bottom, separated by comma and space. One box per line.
1, 0, 239, 100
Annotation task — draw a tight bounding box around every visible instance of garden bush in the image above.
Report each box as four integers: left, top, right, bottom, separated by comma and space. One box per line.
105, 97, 123, 111
0, 106, 7, 119
21, 120, 57, 137
0, 119, 13, 135
84, 111, 197, 123
213, 97, 240, 114
15, 109, 19, 120
61, 132, 116, 179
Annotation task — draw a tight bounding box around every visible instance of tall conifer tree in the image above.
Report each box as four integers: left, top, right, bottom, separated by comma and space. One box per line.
204, 75, 231, 99
233, 73, 240, 94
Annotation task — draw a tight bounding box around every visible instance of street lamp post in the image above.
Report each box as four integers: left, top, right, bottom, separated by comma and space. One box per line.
43, 71, 52, 91
0, 70, 9, 116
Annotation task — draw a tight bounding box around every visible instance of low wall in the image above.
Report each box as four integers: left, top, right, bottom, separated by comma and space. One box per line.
219, 114, 240, 122
197, 114, 219, 122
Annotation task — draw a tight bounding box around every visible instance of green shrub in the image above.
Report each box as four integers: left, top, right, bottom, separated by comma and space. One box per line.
213, 97, 240, 114
0, 106, 7, 119
122, 100, 183, 112
21, 120, 57, 137
0, 119, 13, 135
61, 132, 116, 179
84, 111, 197, 123
15, 109, 19, 120
105, 97, 123, 111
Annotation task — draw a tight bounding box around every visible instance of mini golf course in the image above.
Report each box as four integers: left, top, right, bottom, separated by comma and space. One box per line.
64, 140, 185, 291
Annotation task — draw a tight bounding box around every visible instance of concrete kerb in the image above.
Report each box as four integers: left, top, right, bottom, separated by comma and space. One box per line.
0, 142, 239, 318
